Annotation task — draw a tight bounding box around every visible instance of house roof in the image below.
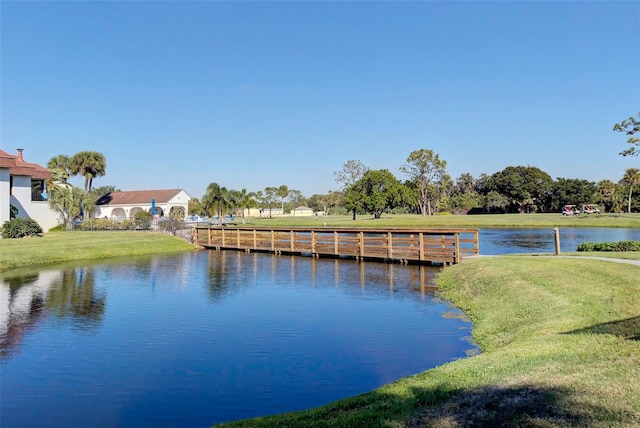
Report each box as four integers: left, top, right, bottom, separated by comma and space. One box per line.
97, 189, 187, 206
0, 149, 51, 180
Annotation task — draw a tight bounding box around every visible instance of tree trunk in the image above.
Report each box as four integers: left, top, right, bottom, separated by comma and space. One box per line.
629, 186, 634, 213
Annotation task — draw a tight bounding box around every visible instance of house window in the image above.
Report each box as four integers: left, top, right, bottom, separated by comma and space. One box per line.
31, 180, 47, 201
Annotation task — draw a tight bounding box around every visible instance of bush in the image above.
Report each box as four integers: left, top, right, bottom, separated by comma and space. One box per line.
48, 224, 66, 232
1, 217, 43, 238
134, 211, 152, 230
577, 241, 640, 252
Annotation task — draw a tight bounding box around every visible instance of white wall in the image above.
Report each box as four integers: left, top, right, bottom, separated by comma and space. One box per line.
9, 175, 61, 232
0, 168, 10, 227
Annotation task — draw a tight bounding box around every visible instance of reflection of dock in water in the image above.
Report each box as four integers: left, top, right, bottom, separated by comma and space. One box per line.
194, 226, 479, 266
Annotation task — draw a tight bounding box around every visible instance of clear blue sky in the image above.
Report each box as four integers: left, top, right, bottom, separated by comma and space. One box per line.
2, 1, 639, 200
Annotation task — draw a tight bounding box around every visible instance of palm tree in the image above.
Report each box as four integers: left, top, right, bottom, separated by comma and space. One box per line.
277, 185, 289, 214
47, 155, 71, 185
202, 183, 234, 225
622, 168, 640, 213
69, 151, 107, 192
235, 188, 257, 224
596, 180, 617, 212
48, 185, 83, 228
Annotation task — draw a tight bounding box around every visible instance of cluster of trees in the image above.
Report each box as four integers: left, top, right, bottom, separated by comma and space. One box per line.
188, 114, 640, 218
44, 151, 113, 228
189, 156, 640, 219
39, 114, 640, 227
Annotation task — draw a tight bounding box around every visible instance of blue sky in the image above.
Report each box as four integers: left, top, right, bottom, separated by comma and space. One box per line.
2, 1, 639, 200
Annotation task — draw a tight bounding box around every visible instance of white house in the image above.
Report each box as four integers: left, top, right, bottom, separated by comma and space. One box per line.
291, 206, 315, 217
95, 189, 191, 220
0, 149, 61, 232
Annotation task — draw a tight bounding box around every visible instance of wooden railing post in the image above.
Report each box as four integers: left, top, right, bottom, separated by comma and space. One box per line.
454, 232, 460, 263
334, 231, 339, 255
419, 232, 424, 261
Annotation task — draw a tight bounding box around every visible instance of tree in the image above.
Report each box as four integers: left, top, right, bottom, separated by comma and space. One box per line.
47, 154, 71, 185
483, 166, 554, 213
400, 149, 447, 216
201, 183, 234, 225
614, 113, 640, 157
188, 198, 203, 216
334, 160, 368, 220
277, 185, 289, 213
550, 178, 597, 212
622, 168, 640, 213
262, 187, 279, 217
346, 169, 408, 219
287, 189, 306, 213
69, 151, 107, 192
90, 185, 119, 199
235, 189, 257, 223
48, 185, 84, 228
309, 191, 342, 217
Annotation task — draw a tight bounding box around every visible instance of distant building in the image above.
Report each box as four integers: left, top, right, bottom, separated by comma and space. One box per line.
0, 149, 61, 232
96, 189, 191, 220
291, 206, 314, 217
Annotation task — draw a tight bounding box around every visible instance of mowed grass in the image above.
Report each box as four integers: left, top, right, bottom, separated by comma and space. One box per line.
246, 212, 640, 229
216, 256, 640, 427
0, 231, 196, 271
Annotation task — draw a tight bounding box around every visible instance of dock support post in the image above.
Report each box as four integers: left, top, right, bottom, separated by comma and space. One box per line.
553, 227, 561, 255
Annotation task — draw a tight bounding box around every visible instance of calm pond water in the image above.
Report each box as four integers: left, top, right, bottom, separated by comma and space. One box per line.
1, 251, 474, 428
479, 227, 640, 255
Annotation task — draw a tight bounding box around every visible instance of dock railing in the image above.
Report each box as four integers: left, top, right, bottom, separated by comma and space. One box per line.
193, 226, 479, 265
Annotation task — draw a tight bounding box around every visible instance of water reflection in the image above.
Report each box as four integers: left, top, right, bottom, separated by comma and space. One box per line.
1, 268, 106, 357
0, 251, 469, 428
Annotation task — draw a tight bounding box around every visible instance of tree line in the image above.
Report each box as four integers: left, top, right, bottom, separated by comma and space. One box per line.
189, 153, 640, 219
37, 113, 640, 229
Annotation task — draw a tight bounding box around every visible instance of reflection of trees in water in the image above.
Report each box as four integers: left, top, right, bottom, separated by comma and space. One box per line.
206, 251, 235, 301
46, 268, 106, 329
2, 267, 106, 358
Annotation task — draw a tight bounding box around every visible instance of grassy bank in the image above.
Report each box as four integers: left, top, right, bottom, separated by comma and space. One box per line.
216, 256, 640, 427
244, 213, 640, 228
0, 231, 196, 271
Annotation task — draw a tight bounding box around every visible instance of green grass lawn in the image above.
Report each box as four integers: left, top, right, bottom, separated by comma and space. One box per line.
216, 256, 640, 427
243, 213, 640, 229
0, 231, 196, 271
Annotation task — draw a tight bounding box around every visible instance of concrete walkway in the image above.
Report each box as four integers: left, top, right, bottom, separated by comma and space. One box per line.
467, 254, 640, 266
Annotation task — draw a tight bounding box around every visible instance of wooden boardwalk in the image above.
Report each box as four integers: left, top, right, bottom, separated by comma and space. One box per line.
193, 226, 479, 265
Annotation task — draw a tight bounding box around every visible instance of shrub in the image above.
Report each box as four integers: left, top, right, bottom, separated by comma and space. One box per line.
1, 217, 43, 238
577, 240, 640, 252
134, 211, 152, 230
48, 224, 66, 232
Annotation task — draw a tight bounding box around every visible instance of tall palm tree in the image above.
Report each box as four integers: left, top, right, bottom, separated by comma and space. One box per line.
47, 155, 71, 185
235, 188, 257, 224
277, 185, 289, 213
69, 151, 107, 192
202, 183, 234, 225
622, 168, 640, 213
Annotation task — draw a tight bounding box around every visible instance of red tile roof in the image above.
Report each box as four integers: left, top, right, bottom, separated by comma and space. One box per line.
0, 149, 51, 180
97, 189, 185, 206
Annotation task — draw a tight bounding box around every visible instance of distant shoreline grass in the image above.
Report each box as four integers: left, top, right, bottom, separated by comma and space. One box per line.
216, 256, 640, 427
243, 213, 640, 229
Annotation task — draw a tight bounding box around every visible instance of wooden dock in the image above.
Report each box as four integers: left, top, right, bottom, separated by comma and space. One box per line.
193, 226, 479, 265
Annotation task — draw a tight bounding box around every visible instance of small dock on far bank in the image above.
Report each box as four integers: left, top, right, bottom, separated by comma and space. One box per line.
192, 226, 479, 265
